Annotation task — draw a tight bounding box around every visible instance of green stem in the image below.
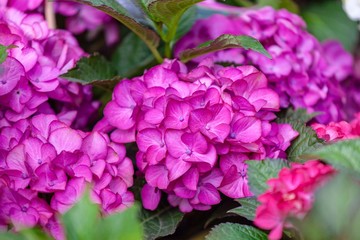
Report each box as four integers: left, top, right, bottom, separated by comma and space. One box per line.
233, 0, 253, 7
148, 45, 164, 63
164, 41, 172, 58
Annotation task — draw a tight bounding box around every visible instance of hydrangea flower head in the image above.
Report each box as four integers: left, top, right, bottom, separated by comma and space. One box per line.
175, 7, 354, 123
99, 59, 298, 212
0, 114, 134, 238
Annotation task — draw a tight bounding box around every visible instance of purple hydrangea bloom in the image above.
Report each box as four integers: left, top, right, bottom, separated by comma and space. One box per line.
0, 6, 99, 129
175, 7, 354, 123
99, 59, 298, 212
0, 114, 134, 239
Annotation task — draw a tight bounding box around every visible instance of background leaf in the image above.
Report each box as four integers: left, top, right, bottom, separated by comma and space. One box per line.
276, 109, 324, 163
112, 33, 155, 78
294, 173, 360, 240
302, 139, 360, 175
0, 44, 16, 64
140, 205, 184, 240
179, 34, 271, 62
302, 0, 358, 51
246, 159, 289, 196
257, 0, 299, 13
228, 197, 260, 221
206, 223, 267, 240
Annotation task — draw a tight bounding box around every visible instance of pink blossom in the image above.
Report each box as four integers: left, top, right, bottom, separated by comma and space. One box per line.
0, 114, 134, 237
100, 59, 298, 212
175, 7, 354, 123
254, 160, 335, 240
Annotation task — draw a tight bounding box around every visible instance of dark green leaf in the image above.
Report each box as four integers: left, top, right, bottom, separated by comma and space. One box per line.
175, 6, 198, 41
246, 159, 289, 196
206, 223, 267, 240
302, 139, 360, 175
146, 0, 203, 42
294, 174, 360, 240
302, 0, 358, 51
73, 0, 160, 51
112, 33, 154, 78
277, 111, 324, 162
229, 197, 260, 221
62, 54, 120, 89
180, 34, 271, 62
277, 108, 320, 124
140, 205, 184, 240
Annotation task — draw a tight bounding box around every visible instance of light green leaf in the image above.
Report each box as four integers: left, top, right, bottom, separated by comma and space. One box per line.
302, 139, 360, 175
62, 191, 100, 240
112, 33, 154, 78
140, 205, 184, 240
246, 159, 289, 196
179, 34, 271, 62
206, 223, 267, 240
62, 54, 120, 89
96, 204, 143, 240
229, 197, 260, 221
277, 108, 320, 124
302, 0, 358, 51
0, 44, 17, 64
295, 174, 360, 239
146, 0, 203, 42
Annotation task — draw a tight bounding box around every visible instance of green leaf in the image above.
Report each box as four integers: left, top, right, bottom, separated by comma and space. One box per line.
294, 173, 360, 240
246, 159, 289, 196
62, 54, 120, 89
277, 108, 320, 124
175, 6, 197, 41
95, 204, 143, 240
0, 228, 51, 240
146, 0, 203, 42
73, 0, 161, 61
302, 0, 358, 51
257, 0, 299, 13
140, 205, 184, 240
276, 110, 324, 162
206, 223, 267, 240
302, 139, 360, 175
0, 44, 17, 64
229, 197, 260, 221
112, 33, 154, 78
179, 34, 271, 62
62, 190, 100, 240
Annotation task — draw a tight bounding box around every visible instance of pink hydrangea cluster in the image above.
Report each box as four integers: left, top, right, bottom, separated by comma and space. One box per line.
55, 1, 119, 45
0, 6, 99, 129
254, 160, 335, 240
97, 58, 298, 212
312, 112, 360, 141
0, 114, 134, 239
1, 0, 119, 45
175, 7, 354, 123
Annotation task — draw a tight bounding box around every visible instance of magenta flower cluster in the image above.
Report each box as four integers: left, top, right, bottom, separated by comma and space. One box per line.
0, 114, 134, 239
98, 59, 298, 212
0, 5, 99, 129
175, 7, 354, 123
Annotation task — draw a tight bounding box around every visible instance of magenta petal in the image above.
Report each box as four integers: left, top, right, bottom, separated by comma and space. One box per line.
110, 127, 136, 143
51, 178, 85, 213
48, 127, 82, 154
230, 117, 262, 143
166, 155, 191, 181
163, 99, 191, 130
165, 129, 187, 158
81, 132, 108, 160
145, 165, 170, 190
141, 184, 161, 210
0, 57, 25, 96
182, 168, 199, 191
104, 101, 135, 130
198, 183, 221, 205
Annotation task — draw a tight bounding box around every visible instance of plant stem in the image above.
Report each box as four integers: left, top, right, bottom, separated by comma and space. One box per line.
45, 0, 56, 29
233, 0, 253, 7
164, 41, 172, 59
